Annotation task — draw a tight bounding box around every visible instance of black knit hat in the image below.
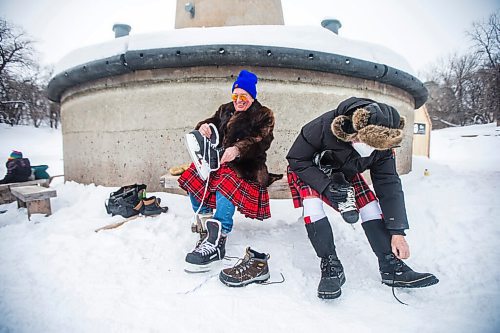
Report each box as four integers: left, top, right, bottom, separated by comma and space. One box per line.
331, 103, 406, 150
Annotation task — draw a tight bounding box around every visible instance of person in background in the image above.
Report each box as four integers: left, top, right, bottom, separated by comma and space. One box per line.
178, 70, 279, 286
0, 150, 31, 184
286, 97, 439, 299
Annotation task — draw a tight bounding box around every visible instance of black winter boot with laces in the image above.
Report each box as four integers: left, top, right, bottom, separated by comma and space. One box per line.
362, 219, 439, 288
305, 217, 346, 299
219, 247, 270, 287
379, 253, 438, 288
185, 219, 226, 273
318, 254, 345, 299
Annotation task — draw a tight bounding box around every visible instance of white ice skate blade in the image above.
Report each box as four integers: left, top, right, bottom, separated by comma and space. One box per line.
185, 133, 210, 180
184, 260, 223, 274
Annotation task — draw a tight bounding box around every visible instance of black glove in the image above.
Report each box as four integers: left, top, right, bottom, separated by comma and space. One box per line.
322, 172, 350, 204
313, 150, 342, 177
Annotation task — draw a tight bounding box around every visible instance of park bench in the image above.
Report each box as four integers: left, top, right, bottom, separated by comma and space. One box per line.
159, 173, 291, 199
10, 185, 57, 220
0, 179, 50, 204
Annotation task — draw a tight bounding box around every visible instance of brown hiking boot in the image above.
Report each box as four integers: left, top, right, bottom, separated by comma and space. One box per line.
219, 247, 270, 287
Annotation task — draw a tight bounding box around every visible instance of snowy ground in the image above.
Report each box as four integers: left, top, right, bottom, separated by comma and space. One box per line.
0, 123, 499, 333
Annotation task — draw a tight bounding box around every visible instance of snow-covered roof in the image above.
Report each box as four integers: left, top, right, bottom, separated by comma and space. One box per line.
49, 24, 427, 107
54, 25, 414, 76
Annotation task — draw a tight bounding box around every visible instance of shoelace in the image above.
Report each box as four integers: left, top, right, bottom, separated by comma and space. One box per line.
321, 256, 343, 277
337, 187, 356, 212
194, 125, 222, 218
194, 241, 217, 256
386, 254, 408, 306
233, 257, 252, 275
224, 255, 285, 285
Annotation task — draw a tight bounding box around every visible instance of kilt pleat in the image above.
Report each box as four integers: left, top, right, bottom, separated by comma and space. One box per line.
178, 163, 270, 220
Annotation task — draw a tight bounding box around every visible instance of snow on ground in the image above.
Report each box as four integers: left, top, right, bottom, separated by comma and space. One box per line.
0, 123, 499, 333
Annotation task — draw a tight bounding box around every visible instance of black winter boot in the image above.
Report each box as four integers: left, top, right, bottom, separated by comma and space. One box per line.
306, 217, 346, 299
140, 196, 168, 216
362, 219, 439, 288
379, 253, 439, 288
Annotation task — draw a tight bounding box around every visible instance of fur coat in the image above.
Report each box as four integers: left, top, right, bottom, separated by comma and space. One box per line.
196, 100, 276, 187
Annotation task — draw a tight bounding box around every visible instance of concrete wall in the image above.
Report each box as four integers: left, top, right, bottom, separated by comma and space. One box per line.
175, 0, 284, 28
60, 66, 415, 191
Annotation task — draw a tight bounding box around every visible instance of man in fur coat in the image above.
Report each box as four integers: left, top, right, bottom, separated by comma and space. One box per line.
179, 70, 279, 281
286, 97, 438, 299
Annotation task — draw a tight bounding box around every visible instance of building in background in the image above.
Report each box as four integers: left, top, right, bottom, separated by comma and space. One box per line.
47, 0, 428, 196
413, 105, 432, 157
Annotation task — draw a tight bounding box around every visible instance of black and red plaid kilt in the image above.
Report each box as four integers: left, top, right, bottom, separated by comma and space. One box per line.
178, 163, 270, 220
286, 166, 377, 210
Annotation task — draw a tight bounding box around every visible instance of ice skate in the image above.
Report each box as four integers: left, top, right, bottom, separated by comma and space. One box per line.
185, 123, 223, 180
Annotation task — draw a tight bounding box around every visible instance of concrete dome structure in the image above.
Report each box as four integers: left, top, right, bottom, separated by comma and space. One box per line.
47, 3, 427, 196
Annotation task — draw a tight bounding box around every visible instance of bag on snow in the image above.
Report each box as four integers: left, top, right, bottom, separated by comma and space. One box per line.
105, 184, 147, 218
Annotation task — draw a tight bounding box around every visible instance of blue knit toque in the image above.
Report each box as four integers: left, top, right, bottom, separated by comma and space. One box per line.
232, 70, 258, 99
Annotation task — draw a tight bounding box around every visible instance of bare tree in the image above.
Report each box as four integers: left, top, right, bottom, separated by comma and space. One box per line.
0, 18, 35, 78
425, 11, 500, 128
467, 11, 500, 125
468, 11, 500, 69
0, 18, 60, 128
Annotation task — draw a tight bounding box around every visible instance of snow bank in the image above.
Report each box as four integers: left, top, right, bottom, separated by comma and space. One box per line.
0, 123, 499, 332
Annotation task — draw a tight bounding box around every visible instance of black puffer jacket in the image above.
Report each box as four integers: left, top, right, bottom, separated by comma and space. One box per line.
0, 158, 31, 184
286, 97, 409, 232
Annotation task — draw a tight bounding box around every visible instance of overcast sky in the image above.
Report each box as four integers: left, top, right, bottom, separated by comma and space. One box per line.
1, 0, 498, 79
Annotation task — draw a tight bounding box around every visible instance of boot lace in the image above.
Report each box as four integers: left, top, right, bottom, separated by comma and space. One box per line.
384, 254, 408, 306
232, 257, 253, 275
321, 255, 343, 278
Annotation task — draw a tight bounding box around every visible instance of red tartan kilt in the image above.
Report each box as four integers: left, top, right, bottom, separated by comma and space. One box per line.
286, 166, 377, 210
178, 163, 271, 220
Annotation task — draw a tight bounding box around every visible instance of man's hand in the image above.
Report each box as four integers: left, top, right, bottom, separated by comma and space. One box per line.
391, 235, 410, 259
220, 146, 240, 164
198, 123, 212, 138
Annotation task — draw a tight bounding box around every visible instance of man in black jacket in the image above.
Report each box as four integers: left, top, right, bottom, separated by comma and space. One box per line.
0, 150, 31, 184
286, 97, 438, 299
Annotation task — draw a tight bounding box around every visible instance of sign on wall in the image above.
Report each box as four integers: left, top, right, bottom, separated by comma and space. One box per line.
414, 123, 426, 135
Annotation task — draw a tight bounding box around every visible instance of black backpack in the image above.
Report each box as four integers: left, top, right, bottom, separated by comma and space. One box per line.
105, 184, 147, 218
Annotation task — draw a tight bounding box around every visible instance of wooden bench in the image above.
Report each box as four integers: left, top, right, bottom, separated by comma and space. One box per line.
159, 174, 291, 199
0, 179, 51, 204
10, 185, 57, 220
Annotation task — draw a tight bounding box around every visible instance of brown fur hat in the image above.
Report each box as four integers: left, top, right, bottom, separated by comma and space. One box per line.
331, 103, 406, 150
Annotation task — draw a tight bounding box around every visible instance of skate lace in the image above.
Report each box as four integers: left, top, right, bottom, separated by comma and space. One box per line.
194, 240, 217, 256
337, 187, 356, 211
194, 124, 221, 218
